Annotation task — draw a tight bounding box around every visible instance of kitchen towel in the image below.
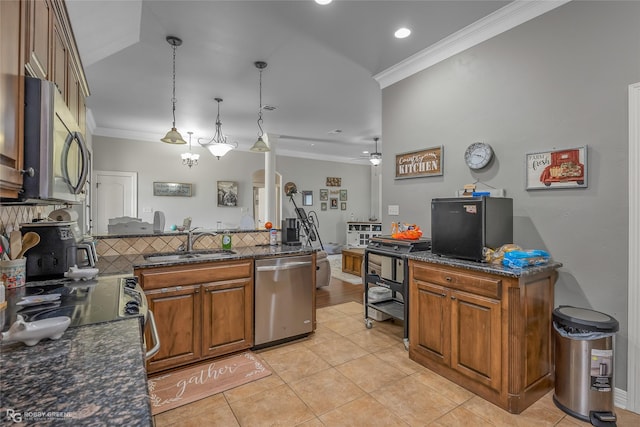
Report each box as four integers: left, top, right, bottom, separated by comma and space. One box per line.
148, 351, 271, 415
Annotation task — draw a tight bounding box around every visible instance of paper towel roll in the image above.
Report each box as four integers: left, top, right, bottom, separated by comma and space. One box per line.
49, 208, 78, 222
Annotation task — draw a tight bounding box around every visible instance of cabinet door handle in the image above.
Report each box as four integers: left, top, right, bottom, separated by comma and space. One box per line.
451, 295, 457, 300
445, 276, 452, 282
195, 288, 200, 294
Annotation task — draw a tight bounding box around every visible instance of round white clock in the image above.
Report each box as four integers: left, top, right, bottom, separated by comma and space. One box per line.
464, 142, 494, 170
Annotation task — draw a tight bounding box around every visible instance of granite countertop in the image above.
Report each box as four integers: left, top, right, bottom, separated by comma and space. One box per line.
93, 229, 269, 239
132, 244, 319, 269
0, 318, 152, 426
407, 250, 562, 278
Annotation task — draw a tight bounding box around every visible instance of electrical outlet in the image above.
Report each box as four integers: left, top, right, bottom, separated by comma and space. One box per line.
388, 205, 400, 215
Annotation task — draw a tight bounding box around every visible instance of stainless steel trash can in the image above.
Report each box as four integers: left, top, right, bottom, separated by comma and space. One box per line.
553, 306, 619, 426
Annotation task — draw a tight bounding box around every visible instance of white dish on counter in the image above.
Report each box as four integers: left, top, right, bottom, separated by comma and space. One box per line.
16, 294, 61, 306
1, 315, 71, 346
64, 265, 99, 281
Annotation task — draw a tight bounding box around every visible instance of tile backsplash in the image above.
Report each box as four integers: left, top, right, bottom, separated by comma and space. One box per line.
0, 205, 53, 235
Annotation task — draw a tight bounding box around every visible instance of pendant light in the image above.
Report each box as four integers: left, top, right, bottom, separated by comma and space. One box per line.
250, 61, 270, 152
160, 36, 187, 144
198, 98, 237, 159
370, 137, 382, 166
181, 132, 199, 168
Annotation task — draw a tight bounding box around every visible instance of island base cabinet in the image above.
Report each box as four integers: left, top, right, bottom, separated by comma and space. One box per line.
136, 259, 254, 375
409, 260, 557, 414
145, 285, 202, 373
202, 278, 253, 358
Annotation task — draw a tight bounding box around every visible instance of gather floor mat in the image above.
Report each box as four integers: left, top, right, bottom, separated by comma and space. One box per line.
148, 351, 271, 415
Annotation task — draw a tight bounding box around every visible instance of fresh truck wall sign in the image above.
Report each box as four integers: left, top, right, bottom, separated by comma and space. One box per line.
395, 146, 443, 179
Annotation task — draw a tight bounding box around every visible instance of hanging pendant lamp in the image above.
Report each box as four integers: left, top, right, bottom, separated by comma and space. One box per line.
250, 61, 270, 152
198, 98, 237, 159
181, 132, 199, 168
369, 137, 382, 166
160, 36, 187, 144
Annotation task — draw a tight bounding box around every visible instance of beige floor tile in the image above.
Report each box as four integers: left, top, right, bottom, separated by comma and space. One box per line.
223, 373, 285, 403
259, 346, 332, 383
345, 327, 401, 353
374, 346, 427, 376
323, 314, 369, 337
555, 416, 589, 426
169, 404, 240, 427
411, 369, 475, 405
336, 353, 409, 393
305, 335, 370, 366
296, 417, 325, 427
228, 383, 315, 426
302, 324, 346, 346
289, 367, 366, 415
153, 393, 231, 426
429, 406, 495, 426
316, 306, 349, 323
319, 394, 410, 427
332, 301, 365, 316
462, 395, 563, 427
372, 375, 459, 425
370, 318, 405, 340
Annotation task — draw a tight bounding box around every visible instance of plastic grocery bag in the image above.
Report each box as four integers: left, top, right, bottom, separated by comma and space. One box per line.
502, 249, 550, 268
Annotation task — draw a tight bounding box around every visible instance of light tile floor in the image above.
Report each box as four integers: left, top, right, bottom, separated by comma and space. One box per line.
154, 302, 640, 426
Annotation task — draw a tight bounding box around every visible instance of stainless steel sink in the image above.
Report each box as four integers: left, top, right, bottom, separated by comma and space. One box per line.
144, 250, 235, 262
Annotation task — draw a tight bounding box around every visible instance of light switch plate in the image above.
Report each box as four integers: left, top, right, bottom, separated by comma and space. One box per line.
388, 205, 400, 215
142, 207, 153, 213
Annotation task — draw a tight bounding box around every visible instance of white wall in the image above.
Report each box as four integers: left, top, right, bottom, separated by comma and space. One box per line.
91, 136, 370, 245
381, 1, 639, 389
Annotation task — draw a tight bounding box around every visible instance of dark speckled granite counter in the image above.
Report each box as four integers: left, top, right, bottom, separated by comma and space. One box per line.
407, 250, 562, 277
0, 318, 152, 426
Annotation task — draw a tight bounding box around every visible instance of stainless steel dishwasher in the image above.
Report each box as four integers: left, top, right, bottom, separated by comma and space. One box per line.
254, 254, 314, 347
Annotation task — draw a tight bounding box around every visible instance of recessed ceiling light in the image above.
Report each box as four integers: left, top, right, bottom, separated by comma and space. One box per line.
315, 0, 332, 5
394, 27, 411, 39
363, 150, 370, 154
328, 129, 342, 134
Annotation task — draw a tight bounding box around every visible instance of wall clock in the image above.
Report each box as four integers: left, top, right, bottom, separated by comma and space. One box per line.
464, 142, 494, 170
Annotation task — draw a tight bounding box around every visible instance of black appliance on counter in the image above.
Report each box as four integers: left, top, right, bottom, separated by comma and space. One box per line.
431, 197, 513, 262
281, 218, 301, 246
20, 221, 96, 281
364, 235, 431, 349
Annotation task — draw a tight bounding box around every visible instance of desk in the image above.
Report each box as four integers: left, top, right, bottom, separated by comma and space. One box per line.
342, 248, 364, 276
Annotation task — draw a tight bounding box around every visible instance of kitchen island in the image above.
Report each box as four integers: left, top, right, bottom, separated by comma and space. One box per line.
406, 251, 562, 414
0, 318, 152, 426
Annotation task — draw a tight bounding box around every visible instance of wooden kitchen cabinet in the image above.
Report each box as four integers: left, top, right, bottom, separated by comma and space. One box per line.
24, 0, 51, 80
0, 0, 26, 198
409, 260, 557, 414
135, 259, 254, 374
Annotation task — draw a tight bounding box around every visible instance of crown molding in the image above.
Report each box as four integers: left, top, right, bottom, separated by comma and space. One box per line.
374, 0, 571, 89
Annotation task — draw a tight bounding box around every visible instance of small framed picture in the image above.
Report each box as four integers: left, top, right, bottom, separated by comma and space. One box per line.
319, 189, 328, 201
339, 189, 347, 201
302, 191, 313, 206
321, 202, 327, 211
330, 198, 338, 209
217, 181, 238, 206
340, 202, 347, 210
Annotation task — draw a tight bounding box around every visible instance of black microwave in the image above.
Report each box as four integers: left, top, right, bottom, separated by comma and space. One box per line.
431, 197, 513, 262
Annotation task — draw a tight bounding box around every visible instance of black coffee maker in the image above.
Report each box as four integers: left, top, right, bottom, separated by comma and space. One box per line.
281, 218, 301, 245
20, 221, 95, 280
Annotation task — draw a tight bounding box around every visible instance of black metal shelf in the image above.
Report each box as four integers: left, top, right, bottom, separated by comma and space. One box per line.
367, 299, 404, 321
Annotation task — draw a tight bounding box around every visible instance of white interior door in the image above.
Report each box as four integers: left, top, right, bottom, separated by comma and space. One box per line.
92, 170, 137, 234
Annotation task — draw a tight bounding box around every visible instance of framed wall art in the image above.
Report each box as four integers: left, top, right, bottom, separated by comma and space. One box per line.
302, 191, 313, 206
339, 189, 347, 201
395, 146, 443, 179
217, 181, 238, 206
319, 189, 328, 201
321, 202, 327, 211
326, 177, 341, 187
153, 182, 192, 197
330, 198, 338, 209
340, 202, 347, 210
525, 146, 587, 190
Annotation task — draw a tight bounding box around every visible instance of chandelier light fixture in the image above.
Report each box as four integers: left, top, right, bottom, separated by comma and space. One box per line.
369, 137, 382, 166
160, 36, 187, 144
249, 61, 270, 152
181, 132, 199, 168
198, 98, 237, 159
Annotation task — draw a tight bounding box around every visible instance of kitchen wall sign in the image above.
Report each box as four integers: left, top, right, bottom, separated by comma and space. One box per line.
153, 182, 192, 197
395, 146, 443, 179
326, 177, 341, 187
217, 181, 238, 206
526, 146, 587, 190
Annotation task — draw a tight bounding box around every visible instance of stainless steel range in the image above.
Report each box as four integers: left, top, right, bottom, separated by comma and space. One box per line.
364, 236, 431, 349
3, 276, 159, 358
